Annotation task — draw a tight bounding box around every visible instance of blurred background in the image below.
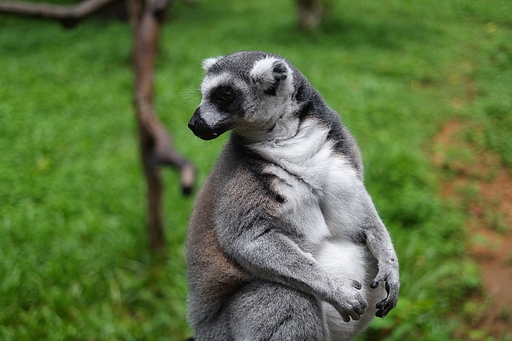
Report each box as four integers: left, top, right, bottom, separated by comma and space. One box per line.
1, 0, 511, 339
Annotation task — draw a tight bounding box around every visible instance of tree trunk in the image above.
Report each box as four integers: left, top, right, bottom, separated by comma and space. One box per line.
296, 0, 324, 31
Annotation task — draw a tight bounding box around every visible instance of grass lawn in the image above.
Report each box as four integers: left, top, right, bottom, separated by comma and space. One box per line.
1, 0, 511, 340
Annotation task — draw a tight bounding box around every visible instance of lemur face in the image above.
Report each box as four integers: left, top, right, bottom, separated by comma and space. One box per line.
188, 52, 296, 140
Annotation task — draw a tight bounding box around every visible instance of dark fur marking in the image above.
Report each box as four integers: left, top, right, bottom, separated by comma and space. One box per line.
208, 86, 245, 114
232, 134, 284, 202
264, 86, 277, 96
272, 61, 288, 75
355, 231, 367, 245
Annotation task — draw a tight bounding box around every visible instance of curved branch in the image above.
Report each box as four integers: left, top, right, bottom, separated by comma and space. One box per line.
0, 0, 118, 27
137, 99, 196, 194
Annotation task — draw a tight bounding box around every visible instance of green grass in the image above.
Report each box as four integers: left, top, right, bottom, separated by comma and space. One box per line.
1, 0, 511, 340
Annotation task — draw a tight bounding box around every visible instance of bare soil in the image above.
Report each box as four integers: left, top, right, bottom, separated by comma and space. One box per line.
432, 120, 512, 338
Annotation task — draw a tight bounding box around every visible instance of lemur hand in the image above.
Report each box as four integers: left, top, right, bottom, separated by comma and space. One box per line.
371, 267, 399, 318
326, 278, 368, 322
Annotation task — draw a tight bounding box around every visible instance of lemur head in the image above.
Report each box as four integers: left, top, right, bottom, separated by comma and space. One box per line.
188, 51, 305, 141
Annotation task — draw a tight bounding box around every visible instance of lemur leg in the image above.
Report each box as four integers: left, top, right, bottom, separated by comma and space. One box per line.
228, 280, 327, 341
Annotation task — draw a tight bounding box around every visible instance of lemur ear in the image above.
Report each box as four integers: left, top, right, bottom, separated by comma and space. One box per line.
250, 57, 292, 96
202, 57, 222, 72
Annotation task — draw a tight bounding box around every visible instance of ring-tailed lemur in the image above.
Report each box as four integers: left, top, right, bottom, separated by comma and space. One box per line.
187, 51, 399, 341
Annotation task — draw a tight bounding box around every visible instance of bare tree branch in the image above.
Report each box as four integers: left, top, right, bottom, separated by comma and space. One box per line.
0, 0, 120, 27
0, 0, 196, 251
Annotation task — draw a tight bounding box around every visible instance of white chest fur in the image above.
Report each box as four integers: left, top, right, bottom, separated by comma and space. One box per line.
248, 119, 368, 248
248, 118, 385, 339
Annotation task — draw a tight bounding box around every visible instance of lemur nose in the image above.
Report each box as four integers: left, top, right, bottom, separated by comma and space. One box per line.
187, 119, 196, 132
188, 108, 203, 133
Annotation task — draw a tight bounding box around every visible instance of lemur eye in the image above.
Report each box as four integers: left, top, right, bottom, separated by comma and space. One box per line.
212, 86, 234, 105
218, 94, 233, 103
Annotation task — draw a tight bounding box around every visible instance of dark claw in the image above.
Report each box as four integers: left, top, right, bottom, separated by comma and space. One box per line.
353, 305, 365, 317
375, 309, 385, 318
351, 314, 361, 321
375, 296, 396, 318
376, 300, 385, 310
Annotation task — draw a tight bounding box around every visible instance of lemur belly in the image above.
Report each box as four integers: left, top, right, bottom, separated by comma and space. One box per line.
266, 164, 384, 339
317, 240, 384, 340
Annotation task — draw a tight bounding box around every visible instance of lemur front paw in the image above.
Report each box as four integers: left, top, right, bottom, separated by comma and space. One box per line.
371, 268, 399, 318
328, 278, 368, 322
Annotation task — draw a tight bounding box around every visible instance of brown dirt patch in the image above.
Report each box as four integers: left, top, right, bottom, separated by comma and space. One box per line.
432, 119, 512, 338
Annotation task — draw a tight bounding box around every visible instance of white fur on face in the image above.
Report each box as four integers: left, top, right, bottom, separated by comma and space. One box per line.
197, 72, 232, 128
199, 72, 254, 129
249, 57, 294, 96
200, 72, 231, 96
232, 57, 299, 140
250, 57, 280, 88
201, 56, 222, 72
